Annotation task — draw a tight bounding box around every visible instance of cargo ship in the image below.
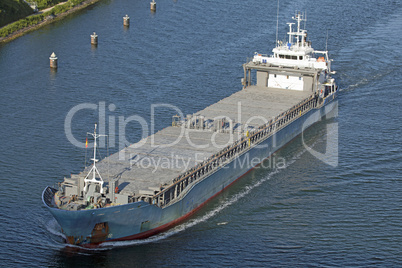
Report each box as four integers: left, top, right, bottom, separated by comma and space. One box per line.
43, 12, 338, 247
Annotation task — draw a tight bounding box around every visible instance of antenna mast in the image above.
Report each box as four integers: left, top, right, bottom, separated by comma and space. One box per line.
275, 0, 279, 45
83, 123, 108, 194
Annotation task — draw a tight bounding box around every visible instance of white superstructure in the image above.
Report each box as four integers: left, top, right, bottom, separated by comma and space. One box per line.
246, 12, 336, 94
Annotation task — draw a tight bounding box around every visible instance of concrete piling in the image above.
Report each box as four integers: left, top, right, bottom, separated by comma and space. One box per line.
91, 32, 98, 45
150, 0, 156, 11
49, 52, 58, 69
123, 14, 130, 27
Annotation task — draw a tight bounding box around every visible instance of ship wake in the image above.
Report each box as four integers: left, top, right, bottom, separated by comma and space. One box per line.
43, 218, 68, 249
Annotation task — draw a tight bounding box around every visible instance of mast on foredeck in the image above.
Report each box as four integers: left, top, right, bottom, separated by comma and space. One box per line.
83, 123, 107, 194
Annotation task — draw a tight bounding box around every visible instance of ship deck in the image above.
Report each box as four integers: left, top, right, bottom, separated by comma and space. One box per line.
78, 86, 311, 196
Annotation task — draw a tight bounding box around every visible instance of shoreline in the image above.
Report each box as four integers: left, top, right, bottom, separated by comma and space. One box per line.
0, 0, 101, 44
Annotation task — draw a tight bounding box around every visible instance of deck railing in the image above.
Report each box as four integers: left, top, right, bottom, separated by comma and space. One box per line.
147, 93, 321, 207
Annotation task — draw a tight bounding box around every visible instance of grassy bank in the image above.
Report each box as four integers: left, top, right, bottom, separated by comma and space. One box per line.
36, 0, 66, 10
0, 0, 99, 43
0, 0, 34, 27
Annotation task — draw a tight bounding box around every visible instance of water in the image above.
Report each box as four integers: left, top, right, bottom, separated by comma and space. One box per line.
1, 0, 401, 266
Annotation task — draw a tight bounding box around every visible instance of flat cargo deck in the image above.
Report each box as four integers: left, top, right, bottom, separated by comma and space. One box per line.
78, 86, 311, 196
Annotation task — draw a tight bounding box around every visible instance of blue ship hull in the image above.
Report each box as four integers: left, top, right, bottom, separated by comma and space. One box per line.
43, 96, 337, 246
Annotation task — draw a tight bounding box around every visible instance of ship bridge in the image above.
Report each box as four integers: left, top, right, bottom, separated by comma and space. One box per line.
245, 12, 332, 92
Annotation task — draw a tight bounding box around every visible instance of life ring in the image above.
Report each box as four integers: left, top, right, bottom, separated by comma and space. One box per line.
115, 186, 119, 194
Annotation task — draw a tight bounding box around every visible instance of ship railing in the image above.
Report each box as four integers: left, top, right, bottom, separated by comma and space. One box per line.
152, 94, 319, 208
43, 186, 58, 208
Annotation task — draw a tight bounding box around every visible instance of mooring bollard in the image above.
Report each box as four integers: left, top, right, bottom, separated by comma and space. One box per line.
49, 52, 58, 69
123, 14, 130, 26
91, 32, 98, 45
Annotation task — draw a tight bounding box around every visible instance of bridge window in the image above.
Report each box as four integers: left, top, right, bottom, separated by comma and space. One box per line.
285, 55, 298, 60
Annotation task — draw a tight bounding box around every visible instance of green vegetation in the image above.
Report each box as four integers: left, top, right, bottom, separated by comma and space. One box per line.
42, 0, 87, 16
0, 13, 43, 37
0, 0, 89, 38
36, 0, 68, 10
0, 0, 34, 27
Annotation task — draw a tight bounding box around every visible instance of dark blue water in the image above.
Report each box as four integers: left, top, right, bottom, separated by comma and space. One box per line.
1, 0, 401, 266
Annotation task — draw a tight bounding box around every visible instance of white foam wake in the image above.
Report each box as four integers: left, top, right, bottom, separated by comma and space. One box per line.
45, 218, 66, 240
